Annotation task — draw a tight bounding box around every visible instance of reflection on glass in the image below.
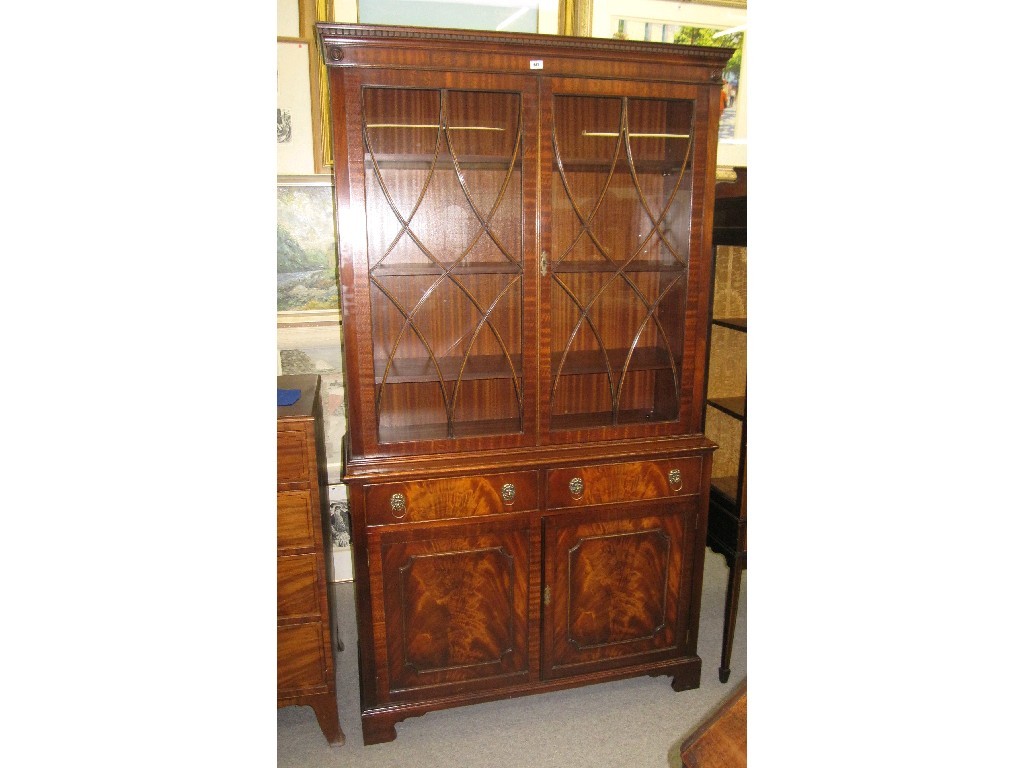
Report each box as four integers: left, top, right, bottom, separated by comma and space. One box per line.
362, 87, 525, 442
550, 94, 696, 430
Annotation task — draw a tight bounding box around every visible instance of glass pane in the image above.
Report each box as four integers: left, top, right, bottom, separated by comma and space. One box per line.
549, 94, 695, 430
362, 87, 524, 443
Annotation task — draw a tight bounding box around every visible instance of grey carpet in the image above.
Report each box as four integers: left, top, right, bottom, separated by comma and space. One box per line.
278, 546, 746, 768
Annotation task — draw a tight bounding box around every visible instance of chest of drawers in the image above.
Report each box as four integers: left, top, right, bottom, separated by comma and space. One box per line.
277, 374, 344, 745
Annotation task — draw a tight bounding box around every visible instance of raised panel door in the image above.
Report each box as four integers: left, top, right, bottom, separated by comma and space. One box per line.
542, 501, 698, 679
375, 517, 531, 699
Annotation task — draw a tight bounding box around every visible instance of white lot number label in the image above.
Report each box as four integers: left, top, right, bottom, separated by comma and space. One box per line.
530, 60, 543, 70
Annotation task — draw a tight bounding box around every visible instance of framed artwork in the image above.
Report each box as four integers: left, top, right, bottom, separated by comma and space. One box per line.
277, 179, 345, 479
277, 40, 317, 175
278, 0, 334, 175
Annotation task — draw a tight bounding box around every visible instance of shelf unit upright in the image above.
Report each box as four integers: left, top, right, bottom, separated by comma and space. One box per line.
703, 167, 747, 683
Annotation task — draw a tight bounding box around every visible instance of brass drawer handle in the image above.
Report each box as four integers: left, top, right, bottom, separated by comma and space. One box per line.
501, 482, 516, 505
568, 476, 584, 500
668, 468, 682, 492
389, 493, 407, 518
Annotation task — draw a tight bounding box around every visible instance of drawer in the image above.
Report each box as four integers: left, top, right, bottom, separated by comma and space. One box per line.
278, 553, 322, 619
277, 428, 309, 485
547, 456, 702, 508
366, 471, 538, 526
278, 490, 316, 548
278, 622, 327, 692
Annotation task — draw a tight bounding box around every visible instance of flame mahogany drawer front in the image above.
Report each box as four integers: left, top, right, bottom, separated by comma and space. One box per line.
547, 456, 703, 508
278, 553, 322, 619
366, 471, 539, 525
277, 428, 310, 485
277, 489, 316, 549
278, 623, 328, 691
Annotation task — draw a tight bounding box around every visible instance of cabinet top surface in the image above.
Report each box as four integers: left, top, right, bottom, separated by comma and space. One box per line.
277, 374, 320, 421
316, 22, 733, 69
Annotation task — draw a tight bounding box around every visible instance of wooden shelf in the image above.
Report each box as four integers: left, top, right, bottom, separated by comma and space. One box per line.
559, 159, 690, 174
554, 260, 686, 274
554, 346, 673, 376
378, 345, 672, 385
372, 261, 523, 277
365, 153, 521, 170
376, 353, 522, 384
707, 396, 745, 420
551, 407, 674, 431
379, 416, 522, 443
710, 475, 739, 505
712, 317, 746, 332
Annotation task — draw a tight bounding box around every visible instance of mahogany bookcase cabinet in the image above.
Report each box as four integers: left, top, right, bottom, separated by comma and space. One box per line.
316, 23, 732, 744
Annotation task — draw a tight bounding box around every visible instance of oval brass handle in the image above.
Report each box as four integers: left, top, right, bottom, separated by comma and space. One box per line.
568, 476, 584, 500
668, 468, 682, 492
501, 482, 516, 505
389, 493, 407, 518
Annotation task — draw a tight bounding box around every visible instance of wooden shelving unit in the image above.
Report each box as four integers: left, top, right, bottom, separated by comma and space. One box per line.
704, 167, 747, 684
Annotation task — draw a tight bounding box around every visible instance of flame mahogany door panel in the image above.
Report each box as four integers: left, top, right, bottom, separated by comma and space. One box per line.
542, 500, 699, 679
374, 516, 531, 700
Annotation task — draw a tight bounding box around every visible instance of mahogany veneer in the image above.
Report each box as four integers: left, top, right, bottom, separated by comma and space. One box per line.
277, 375, 344, 746
317, 24, 731, 744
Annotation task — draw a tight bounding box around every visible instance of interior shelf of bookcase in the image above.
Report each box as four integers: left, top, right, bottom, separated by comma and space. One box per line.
371, 262, 523, 277
551, 408, 675, 431
553, 260, 687, 274
379, 416, 523, 443
378, 346, 677, 386
375, 353, 523, 384
553, 346, 675, 376
365, 154, 522, 170
559, 159, 689, 174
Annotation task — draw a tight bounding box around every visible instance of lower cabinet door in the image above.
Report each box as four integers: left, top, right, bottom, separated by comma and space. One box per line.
542, 501, 697, 679
376, 517, 530, 699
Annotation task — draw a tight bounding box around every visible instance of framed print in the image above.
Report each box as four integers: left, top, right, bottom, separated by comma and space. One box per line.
277, 40, 316, 176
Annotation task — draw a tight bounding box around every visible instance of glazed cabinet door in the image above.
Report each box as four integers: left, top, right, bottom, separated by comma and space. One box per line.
373, 516, 531, 700
542, 501, 699, 679
337, 70, 539, 456
539, 78, 716, 443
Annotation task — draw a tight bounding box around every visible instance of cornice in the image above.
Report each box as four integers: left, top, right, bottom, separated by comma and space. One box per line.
316, 23, 733, 67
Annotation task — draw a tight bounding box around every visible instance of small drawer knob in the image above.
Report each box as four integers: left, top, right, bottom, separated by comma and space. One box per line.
668, 468, 682, 492
568, 476, 584, 500
501, 482, 516, 505
389, 493, 407, 518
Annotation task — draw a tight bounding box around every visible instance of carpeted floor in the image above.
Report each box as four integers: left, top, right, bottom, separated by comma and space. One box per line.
278, 546, 746, 768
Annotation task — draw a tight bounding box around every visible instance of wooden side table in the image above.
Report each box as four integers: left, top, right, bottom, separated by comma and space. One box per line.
679, 680, 746, 767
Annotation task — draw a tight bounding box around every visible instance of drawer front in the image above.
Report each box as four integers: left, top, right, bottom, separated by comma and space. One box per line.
547, 456, 702, 509
278, 427, 310, 485
278, 622, 327, 692
366, 471, 538, 526
278, 490, 316, 548
278, 553, 322, 619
